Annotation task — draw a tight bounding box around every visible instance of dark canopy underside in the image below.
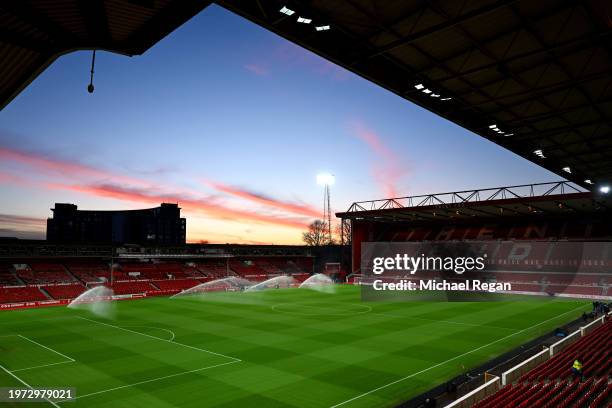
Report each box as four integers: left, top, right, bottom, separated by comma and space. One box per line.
2, 0, 611, 190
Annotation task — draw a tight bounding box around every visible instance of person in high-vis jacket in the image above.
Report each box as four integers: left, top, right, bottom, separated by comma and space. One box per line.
571, 358, 584, 381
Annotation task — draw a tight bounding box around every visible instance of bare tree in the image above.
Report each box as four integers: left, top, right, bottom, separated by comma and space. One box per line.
303, 220, 332, 246
335, 219, 351, 245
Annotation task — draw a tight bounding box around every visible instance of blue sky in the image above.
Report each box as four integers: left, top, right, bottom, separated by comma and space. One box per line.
0, 4, 560, 244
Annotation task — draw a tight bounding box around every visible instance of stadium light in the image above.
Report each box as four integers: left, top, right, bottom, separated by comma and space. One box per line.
440, 97, 452, 101
414, 83, 424, 90
317, 173, 335, 244
315, 25, 330, 31
423, 88, 432, 94
562, 166, 571, 174
316, 173, 335, 186
489, 124, 497, 129
279, 6, 295, 16
297, 16, 312, 24
585, 179, 593, 185
534, 149, 545, 158
600, 185, 610, 194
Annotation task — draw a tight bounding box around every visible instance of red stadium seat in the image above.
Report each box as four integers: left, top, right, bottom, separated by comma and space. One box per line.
474, 319, 612, 408
0, 286, 48, 303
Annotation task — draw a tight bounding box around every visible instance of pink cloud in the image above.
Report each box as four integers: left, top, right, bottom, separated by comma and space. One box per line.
245, 63, 269, 76
0, 145, 315, 237
0, 213, 45, 227
49, 182, 310, 230
273, 43, 351, 81
0, 171, 26, 184
0, 146, 147, 186
204, 180, 320, 217
0, 213, 45, 240
351, 121, 409, 198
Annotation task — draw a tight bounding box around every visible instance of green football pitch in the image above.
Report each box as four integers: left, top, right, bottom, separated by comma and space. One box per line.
0, 285, 590, 408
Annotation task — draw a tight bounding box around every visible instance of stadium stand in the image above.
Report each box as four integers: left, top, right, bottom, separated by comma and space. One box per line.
0, 264, 20, 285
119, 262, 168, 280
229, 259, 267, 276
17, 263, 76, 284
42, 283, 86, 300
0, 255, 317, 304
0, 286, 48, 303
229, 257, 312, 278
196, 260, 232, 277
152, 279, 202, 292
473, 318, 612, 408
106, 281, 156, 295
67, 262, 112, 283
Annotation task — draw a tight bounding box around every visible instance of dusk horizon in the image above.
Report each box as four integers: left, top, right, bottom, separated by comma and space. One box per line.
0, 4, 561, 245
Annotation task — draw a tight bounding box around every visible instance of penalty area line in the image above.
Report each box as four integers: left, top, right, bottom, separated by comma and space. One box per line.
0, 334, 75, 372
0, 363, 61, 408
11, 360, 74, 373
17, 335, 75, 362
57, 360, 241, 403
329, 304, 588, 408
77, 316, 240, 362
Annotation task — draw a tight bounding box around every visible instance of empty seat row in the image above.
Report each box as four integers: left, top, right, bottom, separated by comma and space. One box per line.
474, 319, 611, 408
0, 287, 48, 303
43, 284, 86, 300
475, 378, 610, 408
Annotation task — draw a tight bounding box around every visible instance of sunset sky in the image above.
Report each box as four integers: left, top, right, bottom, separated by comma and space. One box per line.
0, 4, 560, 244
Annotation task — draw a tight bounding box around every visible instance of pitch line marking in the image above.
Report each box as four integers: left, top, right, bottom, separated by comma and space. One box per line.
11, 360, 74, 373
370, 312, 517, 331
77, 317, 240, 362
0, 334, 75, 372
56, 360, 240, 403
0, 363, 61, 408
271, 303, 372, 316
121, 325, 176, 342
329, 304, 589, 408
17, 335, 75, 362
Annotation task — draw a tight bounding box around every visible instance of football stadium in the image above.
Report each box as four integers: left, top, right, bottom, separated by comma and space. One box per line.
1, 1, 611, 408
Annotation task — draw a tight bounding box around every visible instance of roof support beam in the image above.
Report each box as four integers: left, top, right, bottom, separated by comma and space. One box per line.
122, 0, 213, 55
77, 0, 112, 49
0, 1, 77, 45
0, 28, 51, 51
353, 0, 518, 63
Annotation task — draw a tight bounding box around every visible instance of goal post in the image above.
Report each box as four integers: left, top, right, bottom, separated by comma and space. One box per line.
324, 263, 347, 282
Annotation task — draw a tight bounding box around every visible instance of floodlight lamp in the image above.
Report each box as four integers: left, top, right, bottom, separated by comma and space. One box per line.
317, 173, 335, 186
280, 6, 295, 16
600, 185, 610, 194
